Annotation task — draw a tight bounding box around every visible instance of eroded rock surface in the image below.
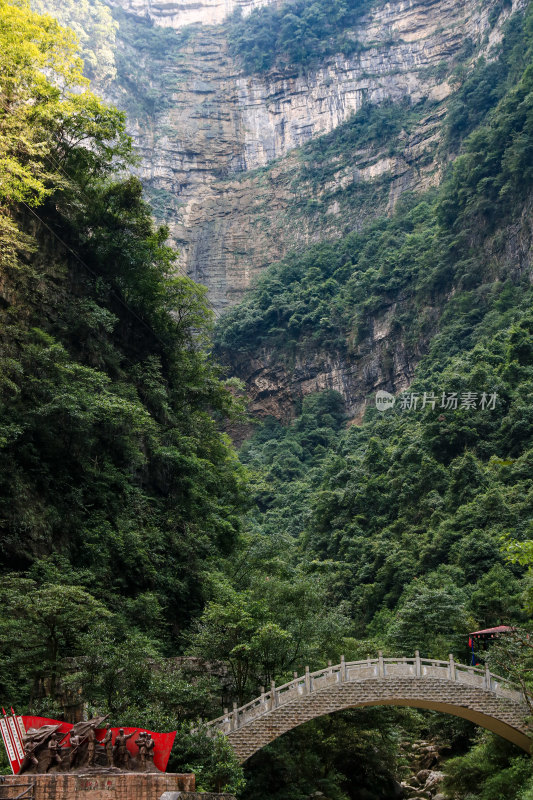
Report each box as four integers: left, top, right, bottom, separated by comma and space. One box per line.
103, 0, 522, 312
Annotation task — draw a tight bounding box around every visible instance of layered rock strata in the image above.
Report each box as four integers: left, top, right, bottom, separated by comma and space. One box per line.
105, 0, 521, 311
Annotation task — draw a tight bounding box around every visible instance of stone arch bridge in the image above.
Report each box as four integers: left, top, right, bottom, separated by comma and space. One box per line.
207, 654, 531, 762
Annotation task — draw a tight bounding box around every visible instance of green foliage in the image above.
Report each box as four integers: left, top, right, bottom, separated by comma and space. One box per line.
505, 532, 533, 614
227, 0, 366, 74
241, 709, 406, 800
304, 304, 532, 636
240, 391, 346, 538
215, 0, 533, 665
301, 99, 422, 172
188, 566, 350, 702
443, 734, 533, 800
437, 66, 533, 237
0, 0, 247, 723
2, 1, 533, 798
386, 577, 472, 658
214, 192, 439, 356
201, 732, 246, 794
0, 576, 110, 704
172, 725, 245, 794
213, 9, 533, 787
445, 6, 532, 149
31, 0, 118, 83
79, 627, 222, 729
211, 18, 533, 787
0, 0, 131, 228
216, 2, 533, 362
110, 8, 193, 119
0, 0, 84, 206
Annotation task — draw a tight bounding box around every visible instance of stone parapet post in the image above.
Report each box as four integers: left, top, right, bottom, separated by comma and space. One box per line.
448, 654, 455, 681
378, 651, 384, 677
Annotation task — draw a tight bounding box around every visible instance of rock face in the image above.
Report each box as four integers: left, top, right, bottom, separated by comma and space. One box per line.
399, 741, 448, 799
91, 0, 527, 421
221, 191, 533, 422
103, 0, 522, 314
108, 0, 271, 28
227, 320, 422, 424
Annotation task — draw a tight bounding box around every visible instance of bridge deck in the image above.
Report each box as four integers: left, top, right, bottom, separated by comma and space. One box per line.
206, 653, 531, 761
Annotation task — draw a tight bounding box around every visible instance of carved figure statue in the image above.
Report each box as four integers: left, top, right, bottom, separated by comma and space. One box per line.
15, 716, 161, 775
20, 736, 38, 773
144, 734, 155, 768
69, 732, 81, 769
19, 725, 62, 775
113, 728, 135, 769
46, 733, 62, 773
135, 732, 147, 770
102, 725, 113, 767
86, 724, 97, 767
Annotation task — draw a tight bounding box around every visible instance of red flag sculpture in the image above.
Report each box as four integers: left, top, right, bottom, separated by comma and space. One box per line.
1, 713, 176, 775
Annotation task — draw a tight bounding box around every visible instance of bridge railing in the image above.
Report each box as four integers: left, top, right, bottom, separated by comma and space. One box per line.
206, 653, 523, 734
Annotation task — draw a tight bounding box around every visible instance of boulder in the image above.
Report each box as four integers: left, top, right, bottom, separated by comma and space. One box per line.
419, 749, 440, 770
425, 771, 444, 792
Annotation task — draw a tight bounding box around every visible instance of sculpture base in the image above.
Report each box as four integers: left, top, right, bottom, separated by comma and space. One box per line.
0, 772, 195, 800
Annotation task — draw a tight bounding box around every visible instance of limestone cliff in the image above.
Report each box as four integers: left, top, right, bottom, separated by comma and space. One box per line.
101, 0, 520, 313
43, 0, 525, 422
221, 187, 533, 427
109, 0, 272, 28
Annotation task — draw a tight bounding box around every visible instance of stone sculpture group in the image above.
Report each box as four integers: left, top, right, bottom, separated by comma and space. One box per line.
20, 716, 159, 775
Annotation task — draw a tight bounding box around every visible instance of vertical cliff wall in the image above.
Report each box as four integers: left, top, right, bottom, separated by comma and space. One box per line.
109, 0, 274, 27
32, 0, 527, 420
99, 0, 520, 312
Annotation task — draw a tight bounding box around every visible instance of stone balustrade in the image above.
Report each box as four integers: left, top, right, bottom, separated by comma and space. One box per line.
206, 653, 531, 762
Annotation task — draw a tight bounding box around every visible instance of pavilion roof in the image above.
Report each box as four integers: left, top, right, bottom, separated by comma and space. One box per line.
469, 625, 513, 636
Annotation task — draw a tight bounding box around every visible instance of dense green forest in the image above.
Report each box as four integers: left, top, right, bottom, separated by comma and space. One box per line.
227, 0, 366, 73
0, 0, 532, 798
226, 0, 512, 74
215, 1, 533, 797
0, 0, 246, 787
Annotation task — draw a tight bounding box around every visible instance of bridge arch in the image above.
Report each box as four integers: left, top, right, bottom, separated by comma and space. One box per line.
207, 654, 531, 763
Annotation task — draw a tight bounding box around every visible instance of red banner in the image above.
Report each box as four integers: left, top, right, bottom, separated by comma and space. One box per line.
22, 716, 72, 737
0, 713, 20, 774
7, 717, 177, 775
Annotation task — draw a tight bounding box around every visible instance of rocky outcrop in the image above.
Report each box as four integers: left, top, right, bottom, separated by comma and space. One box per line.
103, 0, 522, 312
180, 104, 445, 308
225, 299, 429, 423
402, 770, 445, 800
400, 739, 449, 800
108, 0, 271, 28
89, 0, 527, 422
220, 189, 533, 422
